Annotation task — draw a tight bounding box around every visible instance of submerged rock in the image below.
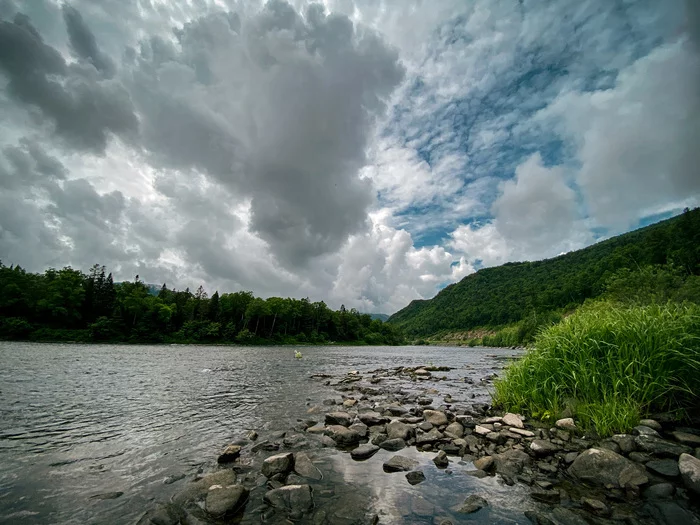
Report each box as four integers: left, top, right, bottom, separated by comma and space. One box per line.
205, 484, 248, 518
294, 452, 322, 480
324, 425, 361, 446
569, 448, 648, 489
406, 470, 426, 485
263, 484, 313, 514
456, 495, 488, 514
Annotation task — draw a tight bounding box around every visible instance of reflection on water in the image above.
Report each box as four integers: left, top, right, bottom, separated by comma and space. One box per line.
0, 342, 520, 524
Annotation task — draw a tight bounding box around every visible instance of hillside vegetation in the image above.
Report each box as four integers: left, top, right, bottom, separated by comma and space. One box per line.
389, 208, 700, 338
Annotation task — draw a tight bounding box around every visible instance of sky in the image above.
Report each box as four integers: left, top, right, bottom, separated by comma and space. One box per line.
0, 0, 699, 314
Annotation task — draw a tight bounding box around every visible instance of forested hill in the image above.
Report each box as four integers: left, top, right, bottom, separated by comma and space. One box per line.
388, 208, 700, 337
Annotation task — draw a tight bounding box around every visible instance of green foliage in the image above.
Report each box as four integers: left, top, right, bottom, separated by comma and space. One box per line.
0, 317, 32, 339
493, 301, 700, 436
389, 208, 700, 336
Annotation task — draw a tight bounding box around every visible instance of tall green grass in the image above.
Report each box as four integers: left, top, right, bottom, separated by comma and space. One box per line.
493, 301, 700, 436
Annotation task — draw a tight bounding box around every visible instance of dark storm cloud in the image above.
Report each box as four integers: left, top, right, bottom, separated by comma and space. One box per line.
0, 10, 136, 153
62, 3, 115, 76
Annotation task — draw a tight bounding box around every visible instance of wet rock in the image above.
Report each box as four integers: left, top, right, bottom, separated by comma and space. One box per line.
423, 410, 448, 426
282, 434, 307, 449
634, 425, 661, 438
324, 425, 361, 446
530, 440, 559, 457
325, 412, 353, 427
417, 397, 433, 406
406, 470, 426, 485
261, 453, 294, 478
414, 368, 431, 376
90, 491, 123, 500
172, 470, 238, 507
679, 453, 700, 494
136, 503, 188, 525
645, 501, 699, 525
502, 413, 524, 429
415, 428, 443, 445
358, 412, 386, 426
493, 449, 530, 477
252, 440, 279, 452
537, 461, 558, 474
569, 448, 648, 489
351, 444, 380, 460
217, 444, 242, 464
639, 419, 663, 432
635, 435, 692, 458
473, 456, 493, 471
387, 406, 408, 416
555, 418, 576, 431
163, 473, 186, 485
418, 421, 433, 432
205, 484, 248, 518
383, 455, 419, 472
371, 433, 388, 446
433, 450, 449, 468
466, 469, 488, 478
442, 443, 462, 456
263, 484, 313, 515
564, 452, 579, 464
456, 495, 488, 514
380, 438, 407, 451
319, 436, 336, 448
629, 451, 653, 463
643, 483, 675, 499
444, 422, 464, 438
581, 497, 609, 516
611, 434, 636, 455
599, 440, 622, 455
246, 430, 258, 441
646, 459, 680, 478
525, 507, 588, 525
294, 452, 322, 480
671, 431, 700, 447
348, 422, 368, 438
530, 488, 560, 503
386, 421, 413, 440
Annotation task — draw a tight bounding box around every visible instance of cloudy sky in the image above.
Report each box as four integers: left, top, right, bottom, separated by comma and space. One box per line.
0, 0, 698, 313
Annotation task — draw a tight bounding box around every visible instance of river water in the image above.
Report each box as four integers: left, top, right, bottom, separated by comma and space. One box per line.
0, 342, 529, 524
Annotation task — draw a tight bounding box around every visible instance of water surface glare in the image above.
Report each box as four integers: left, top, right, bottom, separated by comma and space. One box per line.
0, 342, 522, 524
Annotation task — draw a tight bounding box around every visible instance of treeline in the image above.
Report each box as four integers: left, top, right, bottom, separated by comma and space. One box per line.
0, 264, 404, 345
390, 207, 700, 337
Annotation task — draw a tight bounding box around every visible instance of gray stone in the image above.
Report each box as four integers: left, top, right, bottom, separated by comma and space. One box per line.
530, 440, 559, 457
569, 448, 648, 488
679, 452, 700, 494
306, 424, 326, 434
466, 469, 488, 478
325, 412, 353, 427
348, 423, 368, 438
217, 444, 242, 464
530, 488, 560, 503
418, 421, 433, 431
629, 451, 653, 463
405, 470, 426, 485
643, 483, 675, 499
423, 410, 448, 426
639, 419, 663, 432
444, 422, 464, 438
646, 459, 680, 478
510, 427, 535, 438
294, 452, 322, 480
564, 452, 579, 464
415, 428, 443, 445
386, 421, 413, 440
263, 485, 313, 514
433, 450, 449, 467
136, 503, 187, 525
379, 438, 407, 451
172, 470, 238, 507
493, 449, 530, 477
456, 495, 488, 514
473, 425, 491, 436
635, 435, 692, 458
262, 453, 294, 478
387, 405, 408, 416
383, 455, 419, 472
611, 434, 636, 455
555, 418, 576, 431
205, 484, 248, 517
324, 425, 361, 446
473, 456, 493, 471
358, 412, 387, 426
581, 497, 609, 515
246, 430, 258, 441
646, 501, 699, 525
671, 431, 700, 447
502, 413, 524, 429
634, 425, 661, 437
350, 444, 380, 460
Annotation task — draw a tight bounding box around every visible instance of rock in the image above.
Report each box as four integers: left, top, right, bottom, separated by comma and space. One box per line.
493, 449, 530, 477
645, 501, 699, 525
386, 421, 413, 440
646, 459, 680, 478
643, 483, 675, 499
294, 452, 322, 480
456, 495, 488, 514
611, 434, 636, 454
263, 484, 313, 514
414, 368, 431, 376
634, 435, 692, 458
510, 427, 535, 438
474, 425, 491, 436
217, 444, 242, 464
418, 421, 433, 431
502, 413, 524, 429
358, 412, 387, 426
444, 422, 464, 438
406, 470, 426, 485
629, 451, 653, 463
205, 484, 248, 517
325, 412, 353, 427
634, 425, 661, 438
530, 440, 559, 457
343, 398, 357, 408
306, 424, 326, 434
599, 440, 622, 455
261, 452, 294, 478
319, 436, 336, 448
555, 418, 576, 431
639, 419, 663, 432
473, 456, 493, 471
537, 461, 558, 474
283, 434, 308, 449
387, 406, 408, 416
90, 492, 123, 500
564, 452, 579, 464
671, 431, 700, 447
527, 507, 589, 525
252, 440, 279, 452
482, 416, 502, 424
383, 455, 419, 472
530, 488, 560, 503
380, 438, 407, 451
423, 410, 448, 426
581, 497, 609, 515
136, 503, 188, 525
485, 432, 505, 444
415, 428, 443, 445
172, 470, 238, 507
348, 423, 368, 438
246, 430, 258, 441
324, 425, 361, 446
679, 453, 700, 494
351, 444, 380, 460
433, 450, 449, 468
466, 469, 488, 478
568, 448, 648, 489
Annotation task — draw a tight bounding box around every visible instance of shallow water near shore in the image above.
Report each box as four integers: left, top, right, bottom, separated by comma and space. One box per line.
0, 342, 522, 524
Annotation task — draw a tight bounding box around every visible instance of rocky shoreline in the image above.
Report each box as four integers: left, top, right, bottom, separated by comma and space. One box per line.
137, 364, 700, 524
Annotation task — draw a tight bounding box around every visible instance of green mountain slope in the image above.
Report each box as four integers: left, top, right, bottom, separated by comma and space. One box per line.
388, 208, 700, 336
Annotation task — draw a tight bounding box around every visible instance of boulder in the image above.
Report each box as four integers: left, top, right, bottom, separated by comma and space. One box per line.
473, 456, 493, 471
263, 485, 313, 514
444, 422, 464, 438
530, 440, 559, 457
350, 444, 380, 460
643, 483, 675, 500
456, 495, 488, 514
639, 419, 663, 432
172, 470, 238, 507
217, 444, 242, 464
611, 434, 636, 455
678, 453, 700, 494
294, 452, 322, 480
262, 453, 294, 478
324, 425, 361, 446
379, 438, 407, 451
205, 484, 248, 517
383, 455, 419, 472
415, 428, 443, 445
493, 449, 530, 477
634, 435, 692, 458
386, 421, 413, 440
634, 425, 661, 438
555, 418, 576, 431
348, 423, 368, 438
671, 431, 700, 448
405, 470, 426, 485
502, 413, 524, 429
423, 410, 448, 426
387, 406, 408, 416
646, 459, 680, 478
325, 412, 353, 427
568, 448, 648, 489
358, 411, 387, 426
136, 503, 188, 525
433, 450, 449, 468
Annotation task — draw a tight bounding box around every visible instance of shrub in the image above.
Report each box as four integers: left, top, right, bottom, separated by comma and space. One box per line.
493, 301, 700, 435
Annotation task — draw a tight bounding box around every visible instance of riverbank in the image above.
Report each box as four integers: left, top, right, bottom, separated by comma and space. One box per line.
139, 362, 700, 524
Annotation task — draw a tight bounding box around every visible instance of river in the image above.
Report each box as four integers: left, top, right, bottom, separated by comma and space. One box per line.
0, 342, 529, 524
